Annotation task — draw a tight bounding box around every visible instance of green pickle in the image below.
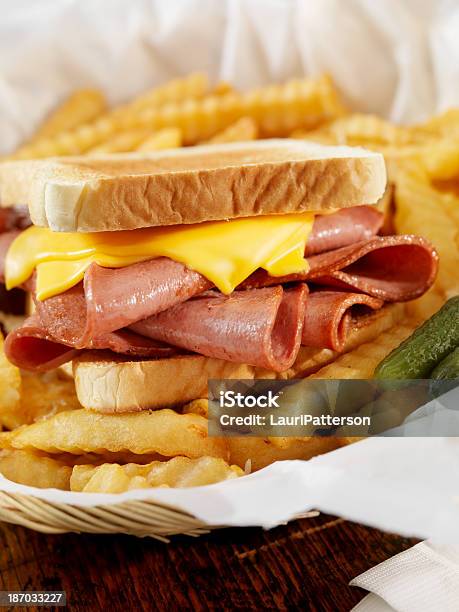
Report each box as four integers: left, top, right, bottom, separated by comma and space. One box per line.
431, 347, 459, 380
374, 296, 459, 379
429, 347, 459, 398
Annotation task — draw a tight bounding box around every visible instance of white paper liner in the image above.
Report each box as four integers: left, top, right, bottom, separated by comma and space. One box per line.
1, 436, 459, 540
2, 0, 459, 153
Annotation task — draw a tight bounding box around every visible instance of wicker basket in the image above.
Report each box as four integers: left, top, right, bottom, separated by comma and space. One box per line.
0, 489, 318, 540
0, 490, 216, 541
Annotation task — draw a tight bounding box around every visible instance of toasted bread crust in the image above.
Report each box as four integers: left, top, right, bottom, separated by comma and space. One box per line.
0, 140, 386, 232
73, 304, 404, 413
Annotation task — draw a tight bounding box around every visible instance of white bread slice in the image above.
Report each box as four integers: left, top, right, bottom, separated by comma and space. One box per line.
0, 140, 386, 232
73, 303, 404, 413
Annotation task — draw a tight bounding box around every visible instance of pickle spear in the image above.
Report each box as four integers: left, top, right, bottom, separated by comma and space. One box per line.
374, 296, 459, 379
431, 347, 459, 380
429, 347, 459, 398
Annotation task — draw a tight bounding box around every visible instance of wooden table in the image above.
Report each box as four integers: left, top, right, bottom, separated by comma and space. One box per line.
0, 514, 417, 611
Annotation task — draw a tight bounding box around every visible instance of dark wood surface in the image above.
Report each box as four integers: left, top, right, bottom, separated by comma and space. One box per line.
0, 514, 418, 611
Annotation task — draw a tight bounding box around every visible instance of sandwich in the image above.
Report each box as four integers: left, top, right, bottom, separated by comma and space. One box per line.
0, 140, 438, 415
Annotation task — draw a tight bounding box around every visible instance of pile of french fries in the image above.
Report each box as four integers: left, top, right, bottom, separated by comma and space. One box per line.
0, 72, 458, 493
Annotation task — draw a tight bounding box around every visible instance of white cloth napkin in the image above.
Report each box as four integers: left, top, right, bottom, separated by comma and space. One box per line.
350, 542, 459, 612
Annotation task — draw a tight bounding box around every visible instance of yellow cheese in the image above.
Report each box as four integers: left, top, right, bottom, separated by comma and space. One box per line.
6, 213, 315, 301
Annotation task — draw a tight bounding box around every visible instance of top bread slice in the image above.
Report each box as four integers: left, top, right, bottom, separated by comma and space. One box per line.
0, 139, 386, 232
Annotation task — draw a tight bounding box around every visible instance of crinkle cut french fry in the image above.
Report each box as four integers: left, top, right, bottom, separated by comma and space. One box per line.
206, 117, 258, 144
1, 370, 81, 431
0, 333, 21, 431
22, 371, 80, 424
140, 74, 345, 143
212, 81, 234, 96
413, 109, 459, 138
296, 114, 437, 154
182, 399, 346, 470
10, 73, 207, 159
26, 89, 107, 144
182, 399, 209, 418
0, 449, 71, 490
1, 409, 229, 460
88, 128, 153, 154
11, 75, 345, 157
394, 167, 459, 297
405, 289, 446, 322
117, 72, 209, 116
135, 128, 182, 151
0, 326, 80, 431
302, 114, 416, 147
309, 319, 419, 379
420, 140, 459, 181
71, 456, 243, 493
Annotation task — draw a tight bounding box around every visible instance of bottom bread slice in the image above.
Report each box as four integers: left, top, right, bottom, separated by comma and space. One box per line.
73, 303, 405, 413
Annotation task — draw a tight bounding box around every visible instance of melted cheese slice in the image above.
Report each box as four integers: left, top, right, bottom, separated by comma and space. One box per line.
6, 213, 315, 301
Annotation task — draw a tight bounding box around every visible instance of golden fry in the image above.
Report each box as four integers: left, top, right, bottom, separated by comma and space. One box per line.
206, 117, 258, 144
413, 109, 459, 138
0, 333, 21, 431
394, 167, 459, 297
115, 72, 209, 116
212, 81, 234, 96
11, 74, 344, 157
10, 73, 207, 159
308, 114, 414, 146
88, 128, 153, 154
0, 409, 229, 460
182, 399, 209, 418
71, 456, 243, 493
419, 140, 459, 181
137, 74, 345, 143
17, 371, 80, 429
135, 128, 182, 151
296, 113, 425, 148
0, 449, 71, 490
26, 89, 106, 144
405, 289, 446, 322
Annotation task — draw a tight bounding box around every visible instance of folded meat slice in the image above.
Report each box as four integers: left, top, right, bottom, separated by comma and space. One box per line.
305, 205, 383, 255
307, 236, 439, 301
243, 235, 438, 302
130, 285, 308, 372
4, 310, 177, 371
4, 313, 79, 371
84, 258, 212, 339
301, 291, 384, 351
31, 281, 177, 356
29, 256, 212, 346
4, 279, 178, 371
